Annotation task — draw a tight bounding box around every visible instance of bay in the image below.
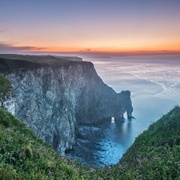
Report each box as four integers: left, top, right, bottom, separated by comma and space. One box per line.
66, 54, 180, 167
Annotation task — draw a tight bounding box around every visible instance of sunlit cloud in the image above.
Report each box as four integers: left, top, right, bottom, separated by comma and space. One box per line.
0, 41, 180, 56
80, 48, 92, 52
0, 42, 45, 53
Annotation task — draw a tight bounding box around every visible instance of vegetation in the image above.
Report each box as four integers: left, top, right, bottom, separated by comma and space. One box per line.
117, 106, 180, 179
0, 103, 180, 179
0, 108, 86, 179
0, 75, 12, 107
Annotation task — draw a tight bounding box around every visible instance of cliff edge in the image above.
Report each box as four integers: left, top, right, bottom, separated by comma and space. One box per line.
0, 54, 133, 153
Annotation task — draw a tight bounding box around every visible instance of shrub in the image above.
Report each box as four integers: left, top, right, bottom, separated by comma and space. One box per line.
0, 75, 12, 107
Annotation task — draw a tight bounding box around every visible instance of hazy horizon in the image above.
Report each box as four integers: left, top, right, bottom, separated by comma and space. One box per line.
0, 0, 180, 54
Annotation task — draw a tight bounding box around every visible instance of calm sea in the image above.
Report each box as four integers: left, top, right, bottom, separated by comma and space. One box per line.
66, 54, 180, 167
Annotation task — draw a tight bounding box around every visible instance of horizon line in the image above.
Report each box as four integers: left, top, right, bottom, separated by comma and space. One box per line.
31, 50, 180, 56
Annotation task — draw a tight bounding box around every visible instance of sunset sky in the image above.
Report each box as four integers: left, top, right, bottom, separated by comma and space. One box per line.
0, 0, 180, 54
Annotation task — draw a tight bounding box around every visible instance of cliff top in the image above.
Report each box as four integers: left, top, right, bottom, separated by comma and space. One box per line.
0, 54, 93, 72
0, 54, 82, 64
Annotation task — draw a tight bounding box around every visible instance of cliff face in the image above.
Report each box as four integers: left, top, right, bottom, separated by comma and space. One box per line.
0, 55, 133, 154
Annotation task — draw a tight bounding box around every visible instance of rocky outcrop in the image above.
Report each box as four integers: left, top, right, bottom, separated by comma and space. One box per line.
0, 55, 133, 154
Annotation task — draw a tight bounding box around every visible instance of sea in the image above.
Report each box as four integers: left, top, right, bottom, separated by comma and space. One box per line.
64, 54, 180, 167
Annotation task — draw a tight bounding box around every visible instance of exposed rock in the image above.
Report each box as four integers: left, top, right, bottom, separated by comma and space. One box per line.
0, 55, 133, 154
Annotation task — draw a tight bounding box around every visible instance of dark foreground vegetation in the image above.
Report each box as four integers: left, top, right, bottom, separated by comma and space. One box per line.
0, 106, 180, 179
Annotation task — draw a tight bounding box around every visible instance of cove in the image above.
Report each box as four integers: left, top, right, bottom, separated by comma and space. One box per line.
66, 54, 180, 167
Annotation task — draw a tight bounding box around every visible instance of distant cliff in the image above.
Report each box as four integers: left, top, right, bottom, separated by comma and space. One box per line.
0, 55, 133, 154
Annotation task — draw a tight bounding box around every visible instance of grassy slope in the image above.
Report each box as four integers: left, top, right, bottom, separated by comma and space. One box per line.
0, 55, 70, 69
119, 106, 180, 179
0, 107, 180, 180
0, 108, 87, 180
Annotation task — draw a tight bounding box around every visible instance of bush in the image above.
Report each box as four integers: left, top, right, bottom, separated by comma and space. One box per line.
0, 75, 12, 107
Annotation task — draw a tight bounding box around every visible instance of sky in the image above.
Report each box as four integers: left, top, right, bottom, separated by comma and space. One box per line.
0, 0, 180, 54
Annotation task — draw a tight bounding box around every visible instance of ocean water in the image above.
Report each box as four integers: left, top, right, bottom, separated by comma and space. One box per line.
66, 54, 180, 167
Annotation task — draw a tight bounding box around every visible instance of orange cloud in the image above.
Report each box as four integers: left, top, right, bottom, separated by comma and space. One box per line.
0, 41, 180, 56
0, 42, 45, 53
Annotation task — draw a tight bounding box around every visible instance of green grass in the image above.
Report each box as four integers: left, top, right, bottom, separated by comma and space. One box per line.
119, 106, 180, 179
0, 108, 85, 179
0, 106, 180, 179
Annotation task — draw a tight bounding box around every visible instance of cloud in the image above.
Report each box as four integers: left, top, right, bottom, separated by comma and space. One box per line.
79, 48, 92, 52
0, 42, 45, 53
0, 29, 5, 33
0, 27, 8, 33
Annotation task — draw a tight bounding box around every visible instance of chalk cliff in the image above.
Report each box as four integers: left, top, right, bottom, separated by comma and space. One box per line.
0, 55, 133, 154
